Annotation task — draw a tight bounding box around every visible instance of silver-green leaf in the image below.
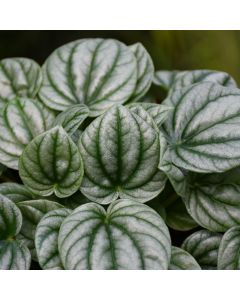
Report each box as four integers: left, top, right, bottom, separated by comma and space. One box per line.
79, 105, 166, 204
162, 82, 240, 173
35, 208, 71, 270
169, 246, 201, 270
59, 199, 171, 270
17, 199, 63, 259
0, 97, 55, 170
153, 70, 180, 91
0, 194, 22, 240
182, 230, 222, 270
0, 58, 42, 107
39, 39, 137, 117
218, 226, 240, 270
184, 168, 240, 232
0, 240, 31, 270
53, 104, 89, 136
0, 182, 34, 203
19, 126, 84, 198
128, 43, 154, 102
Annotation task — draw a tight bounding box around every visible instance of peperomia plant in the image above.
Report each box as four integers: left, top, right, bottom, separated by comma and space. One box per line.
0, 38, 240, 270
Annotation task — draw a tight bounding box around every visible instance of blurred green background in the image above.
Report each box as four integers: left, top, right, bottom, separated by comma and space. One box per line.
0, 30, 239, 83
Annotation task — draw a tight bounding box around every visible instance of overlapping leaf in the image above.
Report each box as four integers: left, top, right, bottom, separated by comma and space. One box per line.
79, 105, 166, 204
53, 104, 89, 136
161, 82, 240, 173
169, 246, 201, 270
218, 226, 240, 270
183, 168, 240, 232
0, 58, 42, 107
0, 194, 31, 269
19, 126, 84, 198
128, 43, 154, 102
153, 70, 180, 91
0, 182, 34, 203
35, 208, 71, 269
182, 230, 222, 269
39, 39, 137, 116
0, 97, 55, 169
59, 199, 171, 270
17, 200, 63, 258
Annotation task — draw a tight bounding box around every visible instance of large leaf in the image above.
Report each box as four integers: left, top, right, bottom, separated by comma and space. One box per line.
128, 43, 154, 102
0, 194, 22, 240
0, 182, 34, 203
19, 126, 84, 198
218, 226, 240, 270
183, 168, 240, 232
0, 97, 55, 170
0, 240, 31, 270
53, 104, 89, 136
182, 230, 222, 269
59, 199, 171, 270
161, 82, 240, 173
79, 105, 166, 204
0, 58, 42, 107
169, 246, 201, 270
39, 39, 137, 117
17, 199, 63, 259
35, 208, 71, 270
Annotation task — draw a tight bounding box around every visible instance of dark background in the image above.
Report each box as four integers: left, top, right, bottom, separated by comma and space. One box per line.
0, 31, 240, 83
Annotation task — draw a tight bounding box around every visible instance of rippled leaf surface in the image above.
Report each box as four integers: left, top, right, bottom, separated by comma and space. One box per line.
218, 226, 240, 270
162, 82, 240, 173
0, 97, 55, 170
35, 208, 71, 269
19, 126, 84, 198
53, 104, 89, 136
0, 183, 34, 203
128, 43, 154, 102
182, 230, 222, 269
80, 105, 166, 204
0, 58, 42, 107
169, 246, 201, 270
39, 39, 137, 116
59, 199, 171, 270
184, 168, 240, 232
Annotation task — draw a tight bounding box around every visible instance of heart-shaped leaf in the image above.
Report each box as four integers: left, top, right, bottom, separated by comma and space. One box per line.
182, 230, 222, 270
162, 82, 240, 173
128, 43, 154, 102
39, 39, 137, 117
0, 194, 22, 240
59, 199, 171, 270
0, 183, 34, 203
169, 246, 201, 270
19, 126, 84, 198
218, 226, 240, 270
35, 208, 71, 269
79, 105, 166, 204
0, 240, 31, 270
0, 58, 42, 107
0, 97, 55, 170
53, 104, 89, 136
183, 168, 240, 232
